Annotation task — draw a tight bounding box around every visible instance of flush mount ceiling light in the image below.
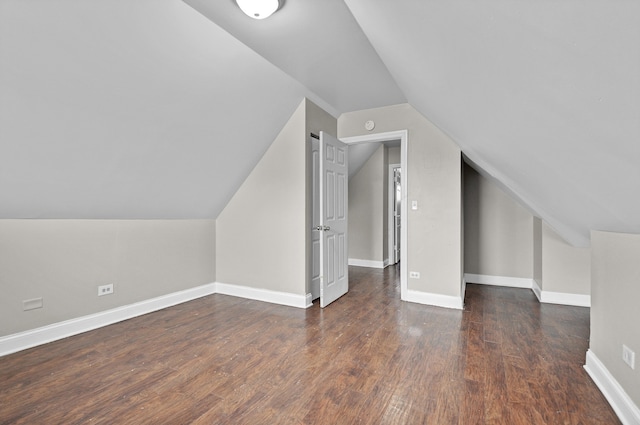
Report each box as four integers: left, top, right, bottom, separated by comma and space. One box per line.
236, 0, 279, 20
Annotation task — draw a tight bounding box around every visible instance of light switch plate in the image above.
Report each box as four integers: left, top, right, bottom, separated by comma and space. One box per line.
623, 345, 635, 369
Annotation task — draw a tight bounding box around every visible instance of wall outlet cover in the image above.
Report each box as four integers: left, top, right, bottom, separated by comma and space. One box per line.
23, 297, 44, 311
98, 284, 114, 296
623, 344, 635, 369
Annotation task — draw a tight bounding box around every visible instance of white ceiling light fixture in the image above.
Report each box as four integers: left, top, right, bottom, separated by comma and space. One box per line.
236, 0, 279, 20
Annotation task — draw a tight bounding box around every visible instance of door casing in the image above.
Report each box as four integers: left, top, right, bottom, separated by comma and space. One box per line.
341, 130, 408, 300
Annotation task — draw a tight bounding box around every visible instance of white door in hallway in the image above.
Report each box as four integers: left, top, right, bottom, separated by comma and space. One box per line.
393, 166, 402, 264
319, 131, 348, 308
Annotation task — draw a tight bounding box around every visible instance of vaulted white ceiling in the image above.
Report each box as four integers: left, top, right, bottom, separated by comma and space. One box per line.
343, 0, 640, 247
1, 0, 638, 247
0, 0, 324, 219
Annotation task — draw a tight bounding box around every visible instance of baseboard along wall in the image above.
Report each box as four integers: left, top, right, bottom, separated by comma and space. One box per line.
3, 274, 591, 357
215, 282, 311, 309
464, 273, 533, 289
584, 349, 640, 425
403, 289, 464, 310
348, 258, 387, 269
465, 273, 590, 307
0, 282, 310, 357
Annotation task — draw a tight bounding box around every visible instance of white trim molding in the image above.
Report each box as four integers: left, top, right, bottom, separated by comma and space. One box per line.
0, 283, 217, 357
468, 274, 590, 307
584, 349, 640, 425
215, 282, 309, 309
403, 289, 464, 310
465, 273, 534, 288
532, 279, 543, 302
348, 258, 386, 269
539, 290, 590, 307
533, 279, 590, 307
0, 281, 313, 357
461, 276, 467, 305
341, 130, 408, 303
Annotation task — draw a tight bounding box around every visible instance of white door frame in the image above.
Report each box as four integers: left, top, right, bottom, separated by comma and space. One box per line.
310, 137, 321, 301
388, 163, 401, 265
340, 130, 408, 301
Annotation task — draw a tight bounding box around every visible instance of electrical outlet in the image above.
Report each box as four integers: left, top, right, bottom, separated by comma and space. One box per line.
23, 297, 43, 311
98, 284, 114, 296
409, 271, 420, 279
623, 345, 635, 369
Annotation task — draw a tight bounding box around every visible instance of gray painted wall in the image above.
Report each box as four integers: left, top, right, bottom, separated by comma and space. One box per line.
533, 217, 543, 286
216, 100, 308, 295
464, 165, 591, 298
348, 145, 385, 263
388, 147, 401, 165
0, 219, 215, 336
590, 230, 640, 407
464, 164, 534, 278
542, 222, 590, 295
216, 98, 337, 297
347, 145, 401, 265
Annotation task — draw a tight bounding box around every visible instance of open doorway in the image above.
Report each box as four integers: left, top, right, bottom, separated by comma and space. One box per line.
346, 141, 401, 268
342, 131, 408, 300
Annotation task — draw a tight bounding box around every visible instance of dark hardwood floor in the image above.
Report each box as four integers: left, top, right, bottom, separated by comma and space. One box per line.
0, 265, 620, 424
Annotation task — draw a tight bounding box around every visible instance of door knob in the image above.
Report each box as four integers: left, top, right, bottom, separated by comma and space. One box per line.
314, 225, 331, 231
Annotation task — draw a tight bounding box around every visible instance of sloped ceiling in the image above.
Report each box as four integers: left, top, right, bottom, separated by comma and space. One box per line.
183, 0, 406, 114
0, 0, 332, 219
2, 0, 639, 247
342, 0, 640, 247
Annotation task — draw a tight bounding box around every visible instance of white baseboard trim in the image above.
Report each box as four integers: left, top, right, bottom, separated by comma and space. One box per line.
1, 281, 313, 357
532, 279, 543, 302
540, 290, 590, 307
0, 283, 217, 357
461, 276, 467, 305
348, 258, 386, 269
215, 282, 309, 309
584, 349, 640, 425
469, 274, 590, 307
533, 279, 590, 307
403, 289, 464, 310
464, 273, 534, 288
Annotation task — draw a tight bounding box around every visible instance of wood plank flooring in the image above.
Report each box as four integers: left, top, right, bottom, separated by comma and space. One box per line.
0, 265, 620, 424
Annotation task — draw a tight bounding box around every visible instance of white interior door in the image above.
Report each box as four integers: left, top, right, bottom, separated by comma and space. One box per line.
388, 163, 402, 265
319, 131, 348, 308
393, 167, 402, 264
